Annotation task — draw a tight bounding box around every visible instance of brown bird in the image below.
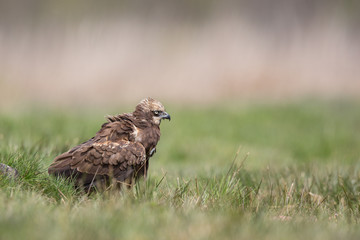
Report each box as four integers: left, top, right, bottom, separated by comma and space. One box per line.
48, 98, 170, 191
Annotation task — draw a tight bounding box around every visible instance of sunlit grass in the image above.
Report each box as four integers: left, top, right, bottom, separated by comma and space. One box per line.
1, 100, 360, 240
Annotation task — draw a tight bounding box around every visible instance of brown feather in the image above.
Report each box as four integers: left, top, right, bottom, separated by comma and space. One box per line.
48, 98, 169, 191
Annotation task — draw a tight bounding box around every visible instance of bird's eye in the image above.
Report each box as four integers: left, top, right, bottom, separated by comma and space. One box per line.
153, 111, 160, 116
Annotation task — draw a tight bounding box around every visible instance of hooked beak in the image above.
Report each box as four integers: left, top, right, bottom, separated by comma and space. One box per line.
160, 111, 171, 121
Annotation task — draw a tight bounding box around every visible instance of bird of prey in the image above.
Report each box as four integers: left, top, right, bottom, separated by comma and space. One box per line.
48, 98, 170, 191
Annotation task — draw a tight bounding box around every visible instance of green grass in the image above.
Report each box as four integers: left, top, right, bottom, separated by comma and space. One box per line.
1, 100, 360, 240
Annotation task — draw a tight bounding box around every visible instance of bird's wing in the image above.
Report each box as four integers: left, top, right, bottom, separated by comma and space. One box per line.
48, 140, 146, 182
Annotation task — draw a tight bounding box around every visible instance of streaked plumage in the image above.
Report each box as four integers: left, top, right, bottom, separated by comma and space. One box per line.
48, 98, 170, 190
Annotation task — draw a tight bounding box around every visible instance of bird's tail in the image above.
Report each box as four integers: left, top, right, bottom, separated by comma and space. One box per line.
48, 152, 74, 177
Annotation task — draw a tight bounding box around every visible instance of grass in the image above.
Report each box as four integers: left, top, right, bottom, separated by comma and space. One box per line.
1, 100, 360, 239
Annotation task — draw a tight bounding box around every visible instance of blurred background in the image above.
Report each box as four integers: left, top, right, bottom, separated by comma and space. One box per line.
0, 0, 359, 109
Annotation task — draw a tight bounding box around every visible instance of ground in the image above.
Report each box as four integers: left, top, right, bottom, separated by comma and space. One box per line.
1, 100, 360, 240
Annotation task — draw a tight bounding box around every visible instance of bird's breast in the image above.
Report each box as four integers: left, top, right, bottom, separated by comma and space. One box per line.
132, 127, 160, 151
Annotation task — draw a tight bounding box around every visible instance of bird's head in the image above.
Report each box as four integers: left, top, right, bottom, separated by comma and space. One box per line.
134, 97, 171, 125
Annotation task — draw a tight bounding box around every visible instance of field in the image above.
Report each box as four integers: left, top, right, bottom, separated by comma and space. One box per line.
1, 100, 360, 240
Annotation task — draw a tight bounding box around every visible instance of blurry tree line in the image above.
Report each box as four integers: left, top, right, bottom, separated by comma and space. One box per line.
0, 0, 359, 29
